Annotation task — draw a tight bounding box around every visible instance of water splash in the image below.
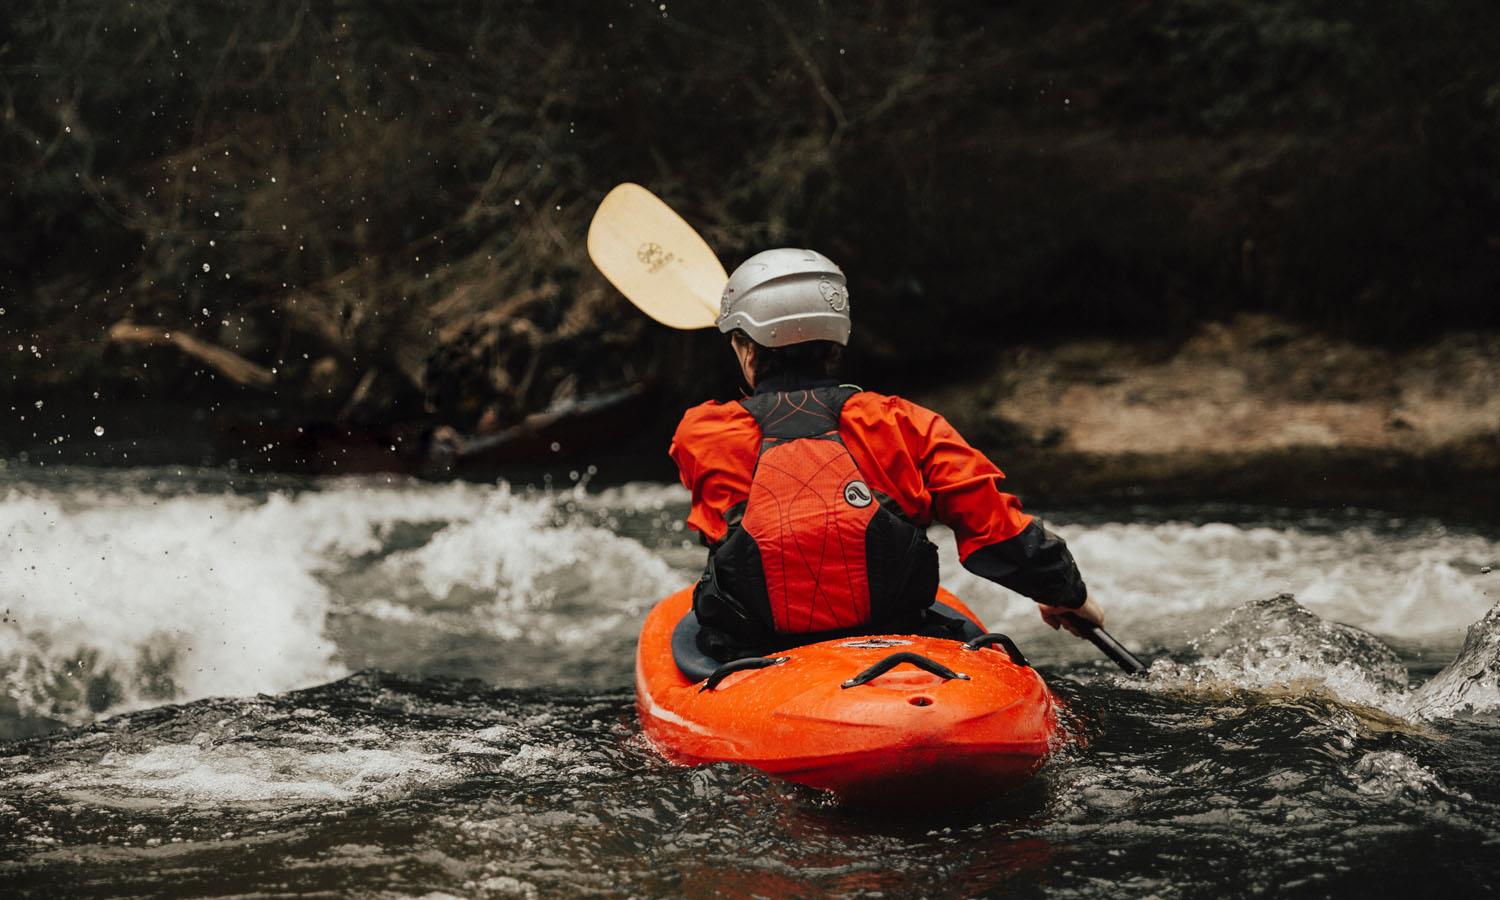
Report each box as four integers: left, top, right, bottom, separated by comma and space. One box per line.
1143, 592, 1500, 724
1146, 594, 1411, 714
932, 516, 1497, 665
0, 476, 686, 726
1352, 751, 1469, 801
0, 487, 344, 724
1190, 593, 1407, 687
357, 484, 680, 643
3, 466, 1495, 734
1412, 601, 1500, 717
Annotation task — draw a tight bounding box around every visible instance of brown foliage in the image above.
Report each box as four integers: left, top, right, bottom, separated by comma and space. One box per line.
3, 1, 1498, 428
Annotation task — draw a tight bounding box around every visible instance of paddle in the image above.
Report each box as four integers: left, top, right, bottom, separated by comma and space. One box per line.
1066, 615, 1149, 676
587, 183, 1151, 676
586, 183, 726, 330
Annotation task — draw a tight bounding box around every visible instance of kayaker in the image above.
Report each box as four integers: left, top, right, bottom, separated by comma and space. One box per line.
670, 248, 1107, 660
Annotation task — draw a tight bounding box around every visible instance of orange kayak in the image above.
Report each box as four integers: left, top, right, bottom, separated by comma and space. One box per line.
635, 586, 1060, 808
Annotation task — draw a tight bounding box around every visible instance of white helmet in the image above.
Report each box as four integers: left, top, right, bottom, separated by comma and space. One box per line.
716, 248, 851, 347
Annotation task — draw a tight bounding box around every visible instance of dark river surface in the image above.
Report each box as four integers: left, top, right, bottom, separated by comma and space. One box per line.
1, 464, 1497, 897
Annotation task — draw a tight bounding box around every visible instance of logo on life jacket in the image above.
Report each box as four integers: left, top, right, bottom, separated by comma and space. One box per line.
843, 480, 872, 508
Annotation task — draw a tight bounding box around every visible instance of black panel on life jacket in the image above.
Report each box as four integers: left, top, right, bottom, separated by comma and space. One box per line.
741, 387, 851, 445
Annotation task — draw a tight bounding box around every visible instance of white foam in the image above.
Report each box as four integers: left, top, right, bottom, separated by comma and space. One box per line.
1412, 600, 1500, 717
1133, 592, 1500, 721
0, 486, 344, 720
0, 474, 689, 723
935, 518, 1498, 656
10, 739, 456, 804
582, 481, 690, 510
374, 484, 680, 636
1353, 750, 1469, 800
1147, 654, 1410, 715
4, 469, 1494, 724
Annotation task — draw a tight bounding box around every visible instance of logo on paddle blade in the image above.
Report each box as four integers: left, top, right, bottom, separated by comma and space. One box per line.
843, 480, 872, 508
637, 242, 677, 274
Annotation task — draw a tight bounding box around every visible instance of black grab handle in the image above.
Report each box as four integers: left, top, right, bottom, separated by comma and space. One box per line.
699, 656, 789, 692
840, 652, 970, 689
961, 633, 1030, 668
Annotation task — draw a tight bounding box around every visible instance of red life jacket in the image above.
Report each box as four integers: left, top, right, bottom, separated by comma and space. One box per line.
694, 385, 939, 645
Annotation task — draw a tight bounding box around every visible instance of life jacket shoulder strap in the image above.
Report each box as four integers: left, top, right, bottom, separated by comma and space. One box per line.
739, 385, 860, 443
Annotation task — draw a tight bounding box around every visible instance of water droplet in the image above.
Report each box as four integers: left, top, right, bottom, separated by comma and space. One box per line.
94, 425, 105, 437
202, 263, 211, 272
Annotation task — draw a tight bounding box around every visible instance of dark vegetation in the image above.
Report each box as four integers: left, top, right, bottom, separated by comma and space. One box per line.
3, 0, 1498, 446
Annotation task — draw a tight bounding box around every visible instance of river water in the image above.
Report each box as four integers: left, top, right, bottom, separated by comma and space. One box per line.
1, 464, 1497, 897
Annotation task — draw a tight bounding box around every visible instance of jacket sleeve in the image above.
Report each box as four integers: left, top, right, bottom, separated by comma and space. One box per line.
668, 403, 757, 546
959, 518, 1088, 609
896, 399, 1088, 609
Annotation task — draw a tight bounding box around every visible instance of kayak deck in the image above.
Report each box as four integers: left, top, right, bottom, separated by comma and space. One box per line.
635, 587, 1059, 808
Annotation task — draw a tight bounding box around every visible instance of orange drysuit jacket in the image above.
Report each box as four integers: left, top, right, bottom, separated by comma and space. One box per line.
670, 378, 1088, 609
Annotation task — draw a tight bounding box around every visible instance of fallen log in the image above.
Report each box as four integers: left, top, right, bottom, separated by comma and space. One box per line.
422, 382, 660, 473
108, 322, 276, 390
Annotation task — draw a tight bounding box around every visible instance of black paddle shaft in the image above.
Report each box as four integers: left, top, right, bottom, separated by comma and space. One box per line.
1065, 614, 1149, 676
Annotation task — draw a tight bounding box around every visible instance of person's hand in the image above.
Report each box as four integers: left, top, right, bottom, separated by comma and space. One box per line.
1039, 594, 1104, 638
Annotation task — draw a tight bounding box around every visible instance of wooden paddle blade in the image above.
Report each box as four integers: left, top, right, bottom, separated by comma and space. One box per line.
586, 183, 726, 330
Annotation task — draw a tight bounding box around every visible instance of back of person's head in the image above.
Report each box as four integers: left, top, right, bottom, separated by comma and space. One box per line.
730, 331, 843, 382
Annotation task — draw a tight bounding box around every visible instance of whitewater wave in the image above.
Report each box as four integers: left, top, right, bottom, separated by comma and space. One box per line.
1412, 600, 1500, 717
1142, 593, 1500, 721
0, 475, 686, 725
936, 517, 1497, 666
1144, 594, 1413, 715
356, 484, 679, 643
0, 486, 345, 723
2, 467, 1494, 727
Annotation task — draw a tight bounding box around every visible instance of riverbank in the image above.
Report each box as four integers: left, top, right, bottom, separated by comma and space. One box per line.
916, 315, 1500, 518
